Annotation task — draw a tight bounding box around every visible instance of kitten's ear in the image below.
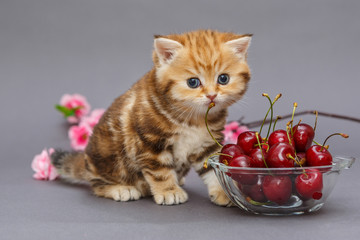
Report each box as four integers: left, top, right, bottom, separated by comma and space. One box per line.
154, 37, 183, 65
225, 35, 252, 61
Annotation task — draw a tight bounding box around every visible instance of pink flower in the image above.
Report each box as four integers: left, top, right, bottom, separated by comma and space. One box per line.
222, 121, 249, 144
68, 123, 93, 151
58, 94, 91, 124
80, 108, 105, 129
31, 148, 59, 181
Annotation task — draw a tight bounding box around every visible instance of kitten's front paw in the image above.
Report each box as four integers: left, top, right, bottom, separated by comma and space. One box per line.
93, 184, 142, 202
112, 186, 142, 202
209, 188, 234, 207
153, 186, 188, 205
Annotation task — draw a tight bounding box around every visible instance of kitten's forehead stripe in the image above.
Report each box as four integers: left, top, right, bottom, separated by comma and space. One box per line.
183, 68, 197, 76
176, 30, 245, 80
187, 52, 200, 74
240, 72, 251, 82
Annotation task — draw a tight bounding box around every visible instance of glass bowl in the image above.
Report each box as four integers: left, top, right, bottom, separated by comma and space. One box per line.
208, 156, 355, 215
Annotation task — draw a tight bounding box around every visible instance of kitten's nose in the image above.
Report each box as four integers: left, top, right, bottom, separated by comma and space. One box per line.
206, 94, 217, 101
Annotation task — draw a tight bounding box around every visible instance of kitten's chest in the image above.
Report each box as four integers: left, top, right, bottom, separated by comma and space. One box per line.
172, 126, 213, 162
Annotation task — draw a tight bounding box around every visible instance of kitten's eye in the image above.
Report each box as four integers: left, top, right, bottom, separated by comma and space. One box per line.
217, 74, 230, 85
187, 78, 201, 88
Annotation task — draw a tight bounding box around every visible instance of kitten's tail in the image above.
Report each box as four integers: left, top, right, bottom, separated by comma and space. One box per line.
51, 150, 94, 183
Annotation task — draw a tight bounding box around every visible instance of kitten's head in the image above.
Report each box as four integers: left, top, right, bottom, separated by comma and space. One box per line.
152, 30, 251, 115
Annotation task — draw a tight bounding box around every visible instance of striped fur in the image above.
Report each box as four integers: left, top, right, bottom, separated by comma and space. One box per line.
51, 30, 252, 206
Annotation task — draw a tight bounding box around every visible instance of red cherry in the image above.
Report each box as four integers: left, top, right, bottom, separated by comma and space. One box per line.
262, 175, 292, 205
240, 177, 267, 202
295, 169, 323, 200
262, 144, 269, 152
306, 145, 332, 166
292, 123, 315, 152
219, 144, 244, 165
237, 131, 260, 155
228, 155, 258, 185
249, 148, 267, 168
268, 129, 294, 148
266, 142, 296, 168
312, 192, 323, 200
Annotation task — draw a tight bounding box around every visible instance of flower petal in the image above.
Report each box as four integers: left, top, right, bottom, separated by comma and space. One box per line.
31, 148, 58, 181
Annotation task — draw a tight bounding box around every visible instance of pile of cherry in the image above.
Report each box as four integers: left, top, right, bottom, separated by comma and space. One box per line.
206, 93, 348, 205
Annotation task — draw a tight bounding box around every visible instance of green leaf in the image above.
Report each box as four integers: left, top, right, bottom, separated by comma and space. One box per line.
55, 104, 76, 117
73, 106, 83, 111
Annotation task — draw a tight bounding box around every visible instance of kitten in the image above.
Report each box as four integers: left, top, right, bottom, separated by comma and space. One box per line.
51, 30, 252, 206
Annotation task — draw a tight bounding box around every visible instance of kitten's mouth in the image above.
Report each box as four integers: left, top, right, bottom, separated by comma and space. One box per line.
204, 100, 221, 111
207, 99, 218, 106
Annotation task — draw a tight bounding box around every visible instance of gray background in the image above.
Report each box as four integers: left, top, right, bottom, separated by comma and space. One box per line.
1, 0, 359, 239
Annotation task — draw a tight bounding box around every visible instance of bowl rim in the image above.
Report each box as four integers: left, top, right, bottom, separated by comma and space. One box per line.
208, 155, 355, 172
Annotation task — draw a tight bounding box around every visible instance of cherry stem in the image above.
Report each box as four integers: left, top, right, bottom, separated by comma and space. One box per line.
255, 132, 269, 168
269, 94, 282, 138
260, 93, 282, 140
286, 121, 293, 145
286, 153, 301, 167
286, 120, 299, 163
291, 118, 302, 149
320, 133, 349, 151
297, 118, 302, 126
203, 152, 233, 169
259, 93, 272, 137
254, 142, 269, 151
272, 115, 282, 132
290, 102, 298, 136
286, 153, 307, 177
205, 103, 223, 149
263, 94, 274, 140
246, 197, 269, 206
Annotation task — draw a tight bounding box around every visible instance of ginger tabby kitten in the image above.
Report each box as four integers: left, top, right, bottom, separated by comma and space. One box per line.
51, 30, 252, 206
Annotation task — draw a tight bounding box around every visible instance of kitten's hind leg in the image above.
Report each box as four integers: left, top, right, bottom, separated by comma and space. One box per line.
91, 180, 143, 202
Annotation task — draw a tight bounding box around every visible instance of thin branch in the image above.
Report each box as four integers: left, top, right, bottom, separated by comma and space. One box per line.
239, 110, 360, 129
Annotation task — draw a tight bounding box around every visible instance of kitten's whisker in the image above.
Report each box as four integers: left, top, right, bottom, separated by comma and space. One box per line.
186, 105, 197, 124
